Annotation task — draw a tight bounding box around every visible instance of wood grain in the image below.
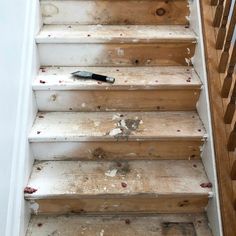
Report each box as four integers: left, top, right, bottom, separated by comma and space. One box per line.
200, 0, 236, 235
25, 160, 210, 214
26, 214, 212, 236
29, 111, 205, 142
41, 0, 190, 25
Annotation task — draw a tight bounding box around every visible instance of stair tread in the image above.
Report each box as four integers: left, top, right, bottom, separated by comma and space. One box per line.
25, 160, 210, 199
34, 66, 201, 90
36, 25, 197, 44
26, 214, 212, 236
29, 111, 206, 142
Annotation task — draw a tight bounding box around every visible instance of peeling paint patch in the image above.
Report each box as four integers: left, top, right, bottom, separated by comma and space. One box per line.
41, 3, 59, 17
30, 201, 39, 215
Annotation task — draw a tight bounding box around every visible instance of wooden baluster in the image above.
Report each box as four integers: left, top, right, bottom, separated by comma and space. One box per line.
218, 3, 236, 73
224, 96, 236, 123
228, 122, 236, 151
231, 160, 236, 180
221, 41, 236, 97
224, 60, 236, 123
211, 0, 219, 6
213, 0, 225, 27
216, 0, 232, 49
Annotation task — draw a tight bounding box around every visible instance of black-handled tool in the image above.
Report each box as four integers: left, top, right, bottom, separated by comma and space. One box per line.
71, 71, 115, 84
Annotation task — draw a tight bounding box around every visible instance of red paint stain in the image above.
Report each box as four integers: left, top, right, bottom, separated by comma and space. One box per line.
24, 187, 37, 194
121, 182, 127, 188
200, 182, 212, 188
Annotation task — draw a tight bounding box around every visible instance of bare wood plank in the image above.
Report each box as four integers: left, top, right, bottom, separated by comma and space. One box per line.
39, 43, 196, 67
35, 90, 200, 112
41, 0, 190, 25
29, 111, 205, 142
200, 0, 236, 235
216, 0, 232, 49
34, 66, 201, 111
29, 197, 209, 214
31, 140, 203, 161
34, 66, 201, 91
26, 160, 210, 197
26, 214, 212, 236
36, 25, 197, 44
25, 160, 210, 214
213, 0, 224, 27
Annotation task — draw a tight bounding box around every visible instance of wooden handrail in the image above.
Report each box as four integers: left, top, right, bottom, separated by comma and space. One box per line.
218, 2, 236, 72
213, 0, 225, 27
216, 0, 232, 49
201, 0, 236, 235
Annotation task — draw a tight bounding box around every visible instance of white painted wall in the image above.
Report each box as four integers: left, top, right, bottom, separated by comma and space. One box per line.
0, 0, 40, 235
190, 1, 223, 235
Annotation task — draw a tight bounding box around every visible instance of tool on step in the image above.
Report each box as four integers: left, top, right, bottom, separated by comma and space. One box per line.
71, 71, 115, 84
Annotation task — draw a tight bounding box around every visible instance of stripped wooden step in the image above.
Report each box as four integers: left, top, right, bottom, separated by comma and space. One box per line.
26, 214, 212, 236
29, 111, 205, 160
34, 66, 202, 111
36, 25, 197, 66
41, 0, 190, 25
25, 160, 212, 214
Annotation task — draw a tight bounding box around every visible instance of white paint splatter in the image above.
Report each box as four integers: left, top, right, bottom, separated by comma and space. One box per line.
117, 48, 125, 56
112, 114, 121, 120
94, 121, 101, 127
100, 229, 105, 236
185, 58, 191, 66
109, 128, 122, 136
30, 201, 39, 215
105, 169, 118, 177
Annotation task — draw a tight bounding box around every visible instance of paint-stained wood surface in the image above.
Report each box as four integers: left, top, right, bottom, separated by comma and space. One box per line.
35, 89, 200, 111
34, 66, 201, 91
37, 25, 196, 66
38, 43, 196, 67
36, 25, 196, 44
25, 160, 211, 214
26, 214, 212, 236
41, 0, 190, 25
34, 66, 201, 111
29, 111, 206, 142
31, 140, 203, 161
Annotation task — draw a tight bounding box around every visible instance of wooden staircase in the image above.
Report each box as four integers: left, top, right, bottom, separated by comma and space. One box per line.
25, 0, 213, 235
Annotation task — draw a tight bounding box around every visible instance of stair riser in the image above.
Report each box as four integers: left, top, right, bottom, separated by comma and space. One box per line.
35, 90, 200, 112
41, 0, 189, 25
31, 140, 203, 160
38, 43, 195, 66
29, 197, 208, 215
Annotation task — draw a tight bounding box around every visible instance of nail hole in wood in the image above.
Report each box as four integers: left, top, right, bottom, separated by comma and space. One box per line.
156, 8, 166, 16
